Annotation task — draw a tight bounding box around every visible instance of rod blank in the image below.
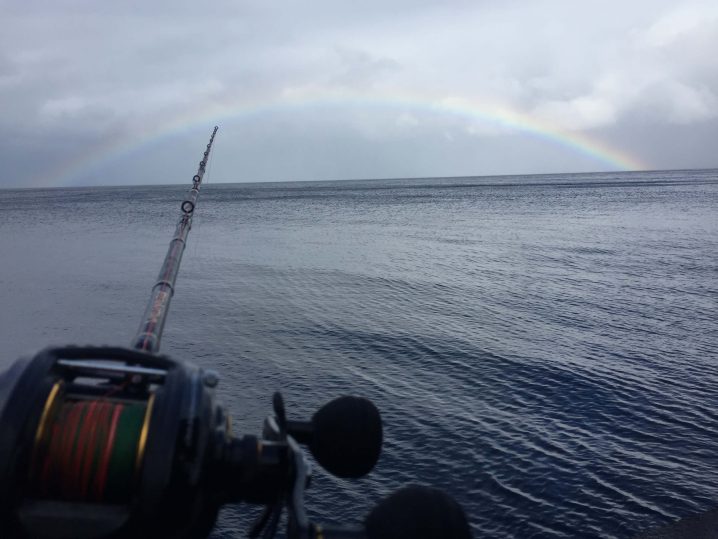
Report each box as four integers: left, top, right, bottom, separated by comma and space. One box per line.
133, 126, 218, 353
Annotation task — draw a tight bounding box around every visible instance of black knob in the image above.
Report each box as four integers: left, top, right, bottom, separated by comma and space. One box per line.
365, 485, 472, 539
288, 396, 382, 479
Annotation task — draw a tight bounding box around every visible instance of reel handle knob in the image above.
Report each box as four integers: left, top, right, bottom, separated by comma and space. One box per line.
365, 485, 472, 539
287, 396, 382, 479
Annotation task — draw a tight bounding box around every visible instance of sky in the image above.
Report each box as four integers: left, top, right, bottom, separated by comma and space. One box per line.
1, 0, 717, 187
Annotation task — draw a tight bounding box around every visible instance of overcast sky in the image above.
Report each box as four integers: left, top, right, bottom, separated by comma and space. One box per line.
1, 0, 717, 187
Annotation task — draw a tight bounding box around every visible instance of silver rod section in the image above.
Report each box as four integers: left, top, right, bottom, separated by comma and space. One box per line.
57, 360, 167, 381
133, 126, 219, 352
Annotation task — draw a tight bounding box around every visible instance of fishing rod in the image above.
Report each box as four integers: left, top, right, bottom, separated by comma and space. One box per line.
0, 128, 471, 539
134, 125, 218, 353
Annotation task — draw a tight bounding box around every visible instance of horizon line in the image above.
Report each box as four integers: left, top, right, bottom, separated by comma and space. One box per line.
4, 167, 716, 191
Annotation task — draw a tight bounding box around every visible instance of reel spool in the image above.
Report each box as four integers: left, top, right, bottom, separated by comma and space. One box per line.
29, 382, 151, 504
0, 346, 229, 539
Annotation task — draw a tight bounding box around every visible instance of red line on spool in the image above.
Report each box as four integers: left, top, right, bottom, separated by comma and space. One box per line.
60, 403, 85, 498
73, 401, 101, 497
95, 404, 123, 499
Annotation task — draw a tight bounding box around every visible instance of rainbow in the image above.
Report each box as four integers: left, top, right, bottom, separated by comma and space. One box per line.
36, 92, 648, 186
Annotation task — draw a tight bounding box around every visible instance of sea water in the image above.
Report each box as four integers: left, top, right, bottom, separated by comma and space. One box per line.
1, 170, 717, 538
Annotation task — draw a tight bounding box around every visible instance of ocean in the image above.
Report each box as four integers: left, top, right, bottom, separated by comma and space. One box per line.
1, 170, 717, 538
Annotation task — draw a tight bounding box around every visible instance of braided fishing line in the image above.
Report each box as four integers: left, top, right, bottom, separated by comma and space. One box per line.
30, 396, 147, 503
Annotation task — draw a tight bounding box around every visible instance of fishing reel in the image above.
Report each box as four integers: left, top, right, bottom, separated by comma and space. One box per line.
0, 346, 471, 539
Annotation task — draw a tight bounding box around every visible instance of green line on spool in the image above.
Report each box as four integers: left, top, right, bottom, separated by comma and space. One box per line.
105, 403, 146, 502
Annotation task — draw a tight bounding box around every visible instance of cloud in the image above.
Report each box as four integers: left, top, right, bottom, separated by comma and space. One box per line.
529, 3, 718, 130
329, 47, 401, 89
1, 0, 717, 187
